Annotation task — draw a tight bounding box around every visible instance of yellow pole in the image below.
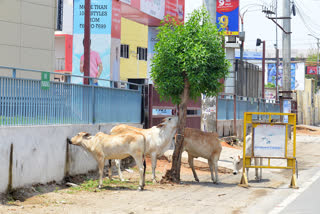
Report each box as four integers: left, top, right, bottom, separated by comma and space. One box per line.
285, 124, 288, 157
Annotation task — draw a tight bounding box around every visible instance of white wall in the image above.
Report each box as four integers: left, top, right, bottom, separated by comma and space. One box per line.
0, 0, 55, 72
55, 37, 65, 59
0, 123, 142, 193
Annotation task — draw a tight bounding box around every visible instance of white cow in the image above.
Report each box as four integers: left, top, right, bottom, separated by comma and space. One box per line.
67, 131, 147, 190
110, 117, 178, 183
232, 135, 262, 180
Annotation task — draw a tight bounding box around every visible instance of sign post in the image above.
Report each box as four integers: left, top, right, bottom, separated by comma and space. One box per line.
240, 112, 297, 188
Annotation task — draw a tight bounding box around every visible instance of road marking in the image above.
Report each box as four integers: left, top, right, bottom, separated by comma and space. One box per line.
269, 168, 320, 214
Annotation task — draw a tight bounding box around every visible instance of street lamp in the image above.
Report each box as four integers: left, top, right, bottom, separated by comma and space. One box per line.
256, 38, 266, 99
308, 34, 320, 75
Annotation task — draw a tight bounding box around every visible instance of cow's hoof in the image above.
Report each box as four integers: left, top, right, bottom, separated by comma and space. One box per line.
213, 181, 219, 185
98, 185, 102, 189
152, 179, 158, 184
195, 178, 199, 182
138, 186, 144, 191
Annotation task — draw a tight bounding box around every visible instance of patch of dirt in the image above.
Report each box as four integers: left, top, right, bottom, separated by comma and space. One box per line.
145, 157, 232, 177
1, 156, 232, 206
251, 189, 268, 197
296, 125, 320, 136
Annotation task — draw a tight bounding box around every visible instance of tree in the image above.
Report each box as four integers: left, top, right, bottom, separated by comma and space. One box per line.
151, 8, 230, 183
307, 52, 319, 63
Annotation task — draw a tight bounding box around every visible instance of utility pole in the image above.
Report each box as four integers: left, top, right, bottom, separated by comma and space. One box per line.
202, 0, 218, 133
276, 48, 279, 99
275, 0, 279, 101
308, 34, 320, 75
83, 0, 91, 85
282, 0, 291, 96
262, 41, 265, 98
239, 11, 247, 97
257, 39, 266, 98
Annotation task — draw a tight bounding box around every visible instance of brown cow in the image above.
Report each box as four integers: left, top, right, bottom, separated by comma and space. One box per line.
183, 128, 222, 184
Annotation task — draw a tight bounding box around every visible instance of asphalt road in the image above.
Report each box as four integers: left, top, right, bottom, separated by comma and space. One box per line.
281, 174, 320, 214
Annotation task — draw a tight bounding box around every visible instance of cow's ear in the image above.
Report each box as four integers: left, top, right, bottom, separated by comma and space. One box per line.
157, 123, 165, 128
83, 132, 91, 139
230, 156, 234, 160
238, 155, 241, 160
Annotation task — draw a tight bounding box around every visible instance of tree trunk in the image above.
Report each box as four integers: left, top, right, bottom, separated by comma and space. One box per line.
162, 79, 189, 183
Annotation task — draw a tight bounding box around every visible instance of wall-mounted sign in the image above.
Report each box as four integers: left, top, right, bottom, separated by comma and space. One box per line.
307, 66, 318, 75
216, 0, 239, 36
140, 0, 165, 20
283, 100, 291, 123
235, 50, 262, 60
165, 0, 185, 22
120, 0, 131, 4
152, 109, 174, 116
41, 72, 50, 90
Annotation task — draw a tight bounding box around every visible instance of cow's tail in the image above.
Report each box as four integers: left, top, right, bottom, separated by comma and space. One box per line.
142, 134, 147, 177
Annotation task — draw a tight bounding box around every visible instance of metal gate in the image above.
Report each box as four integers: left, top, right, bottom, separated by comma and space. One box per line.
146, 84, 201, 129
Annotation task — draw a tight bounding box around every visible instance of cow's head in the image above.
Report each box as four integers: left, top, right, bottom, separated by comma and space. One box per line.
157, 116, 178, 129
231, 155, 243, 175
67, 132, 92, 146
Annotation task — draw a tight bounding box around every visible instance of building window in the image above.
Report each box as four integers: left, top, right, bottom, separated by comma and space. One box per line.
187, 109, 201, 116
120, 44, 129, 58
137, 47, 147, 61
56, 0, 63, 31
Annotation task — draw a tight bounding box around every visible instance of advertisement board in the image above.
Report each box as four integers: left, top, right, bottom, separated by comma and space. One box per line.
253, 124, 286, 158
120, 0, 131, 4
216, 0, 239, 36
307, 66, 318, 75
235, 50, 262, 60
165, 0, 185, 22
147, 27, 159, 83
267, 63, 305, 91
140, 0, 165, 20
111, 0, 121, 39
72, 0, 112, 86
283, 100, 291, 123
265, 88, 276, 100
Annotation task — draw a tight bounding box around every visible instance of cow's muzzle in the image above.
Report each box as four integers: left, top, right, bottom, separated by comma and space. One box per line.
233, 171, 238, 175
67, 138, 72, 144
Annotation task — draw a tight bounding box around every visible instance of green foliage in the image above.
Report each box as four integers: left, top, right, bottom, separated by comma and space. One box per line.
151, 7, 230, 104
307, 53, 319, 62
265, 83, 276, 88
